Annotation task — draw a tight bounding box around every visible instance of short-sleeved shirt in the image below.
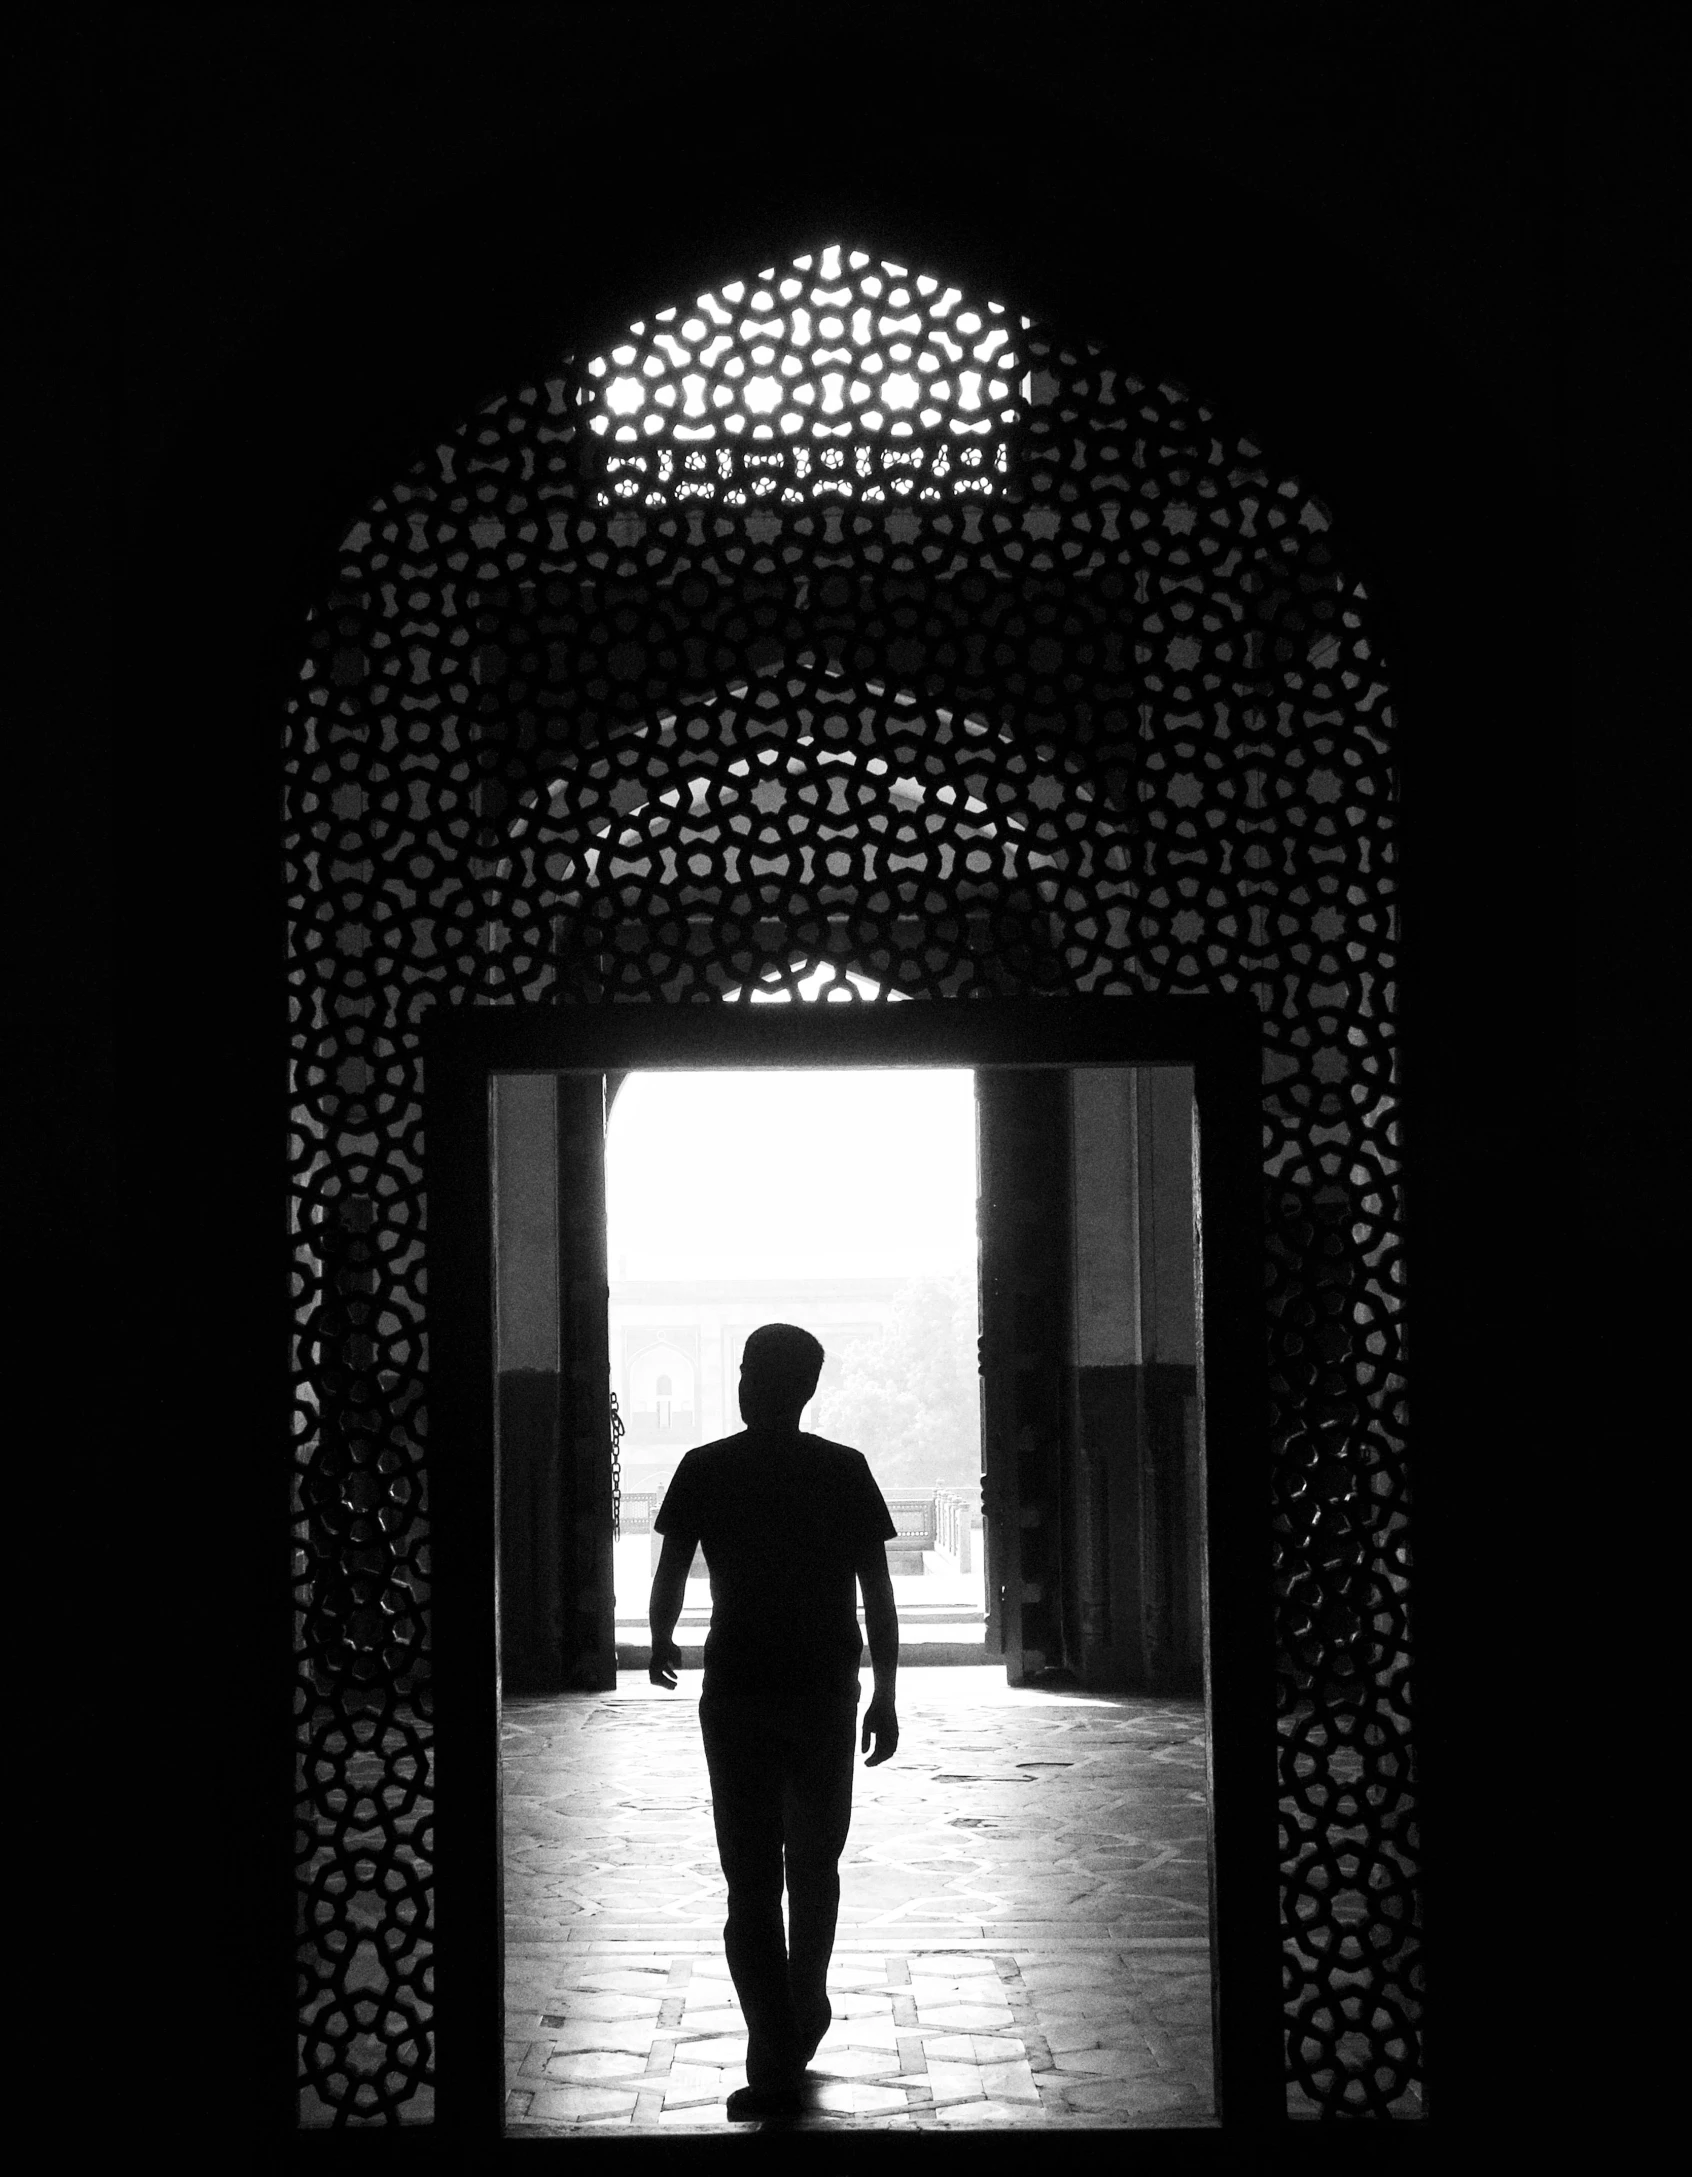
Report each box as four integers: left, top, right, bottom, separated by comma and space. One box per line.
655, 1430, 897, 1697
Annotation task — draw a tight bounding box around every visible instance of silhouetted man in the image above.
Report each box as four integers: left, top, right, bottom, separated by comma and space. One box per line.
648, 1322, 900, 2121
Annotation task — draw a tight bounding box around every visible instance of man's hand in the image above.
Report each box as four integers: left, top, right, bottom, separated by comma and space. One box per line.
647, 1533, 692, 1690
857, 1540, 899, 1766
861, 1693, 899, 1766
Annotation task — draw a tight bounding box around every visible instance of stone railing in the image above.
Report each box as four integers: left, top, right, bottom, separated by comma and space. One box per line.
885, 1488, 978, 1573
931, 1486, 977, 1574
616, 1485, 979, 1574
619, 1491, 661, 1536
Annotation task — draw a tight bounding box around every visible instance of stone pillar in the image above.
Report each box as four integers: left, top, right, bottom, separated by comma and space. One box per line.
977, 1070, 1073, 1685
494, 1075, 564, 1694
1134, 1068, 1202, 1695
1066, 1067, 1148, 1690
556, 1076, 617, 1691
494, 1072, 616, 1696
1063, 1066, 1202, 1695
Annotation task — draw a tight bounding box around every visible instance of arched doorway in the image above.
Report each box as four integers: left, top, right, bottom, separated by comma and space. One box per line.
286, 243, 1412, 2125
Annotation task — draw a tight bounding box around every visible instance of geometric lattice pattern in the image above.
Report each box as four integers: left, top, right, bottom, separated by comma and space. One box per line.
584, 243, 1019, 510
284, 245, 1414, 2123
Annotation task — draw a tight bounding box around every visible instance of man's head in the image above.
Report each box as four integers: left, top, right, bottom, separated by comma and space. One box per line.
738, 1322, 825, 1431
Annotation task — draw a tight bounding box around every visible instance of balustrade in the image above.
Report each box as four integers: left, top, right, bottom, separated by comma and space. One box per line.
611, 1485, 979, 1575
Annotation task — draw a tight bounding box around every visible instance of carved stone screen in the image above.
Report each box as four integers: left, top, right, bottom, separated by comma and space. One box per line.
286, 246, 1413, 2123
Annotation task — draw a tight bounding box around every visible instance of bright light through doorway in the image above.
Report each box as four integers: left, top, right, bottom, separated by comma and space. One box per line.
606, 1068, 986, 1646
606, 1069, 977, 1283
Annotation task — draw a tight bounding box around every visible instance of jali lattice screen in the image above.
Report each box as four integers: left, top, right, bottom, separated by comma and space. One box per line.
285, 245, 1415, 2123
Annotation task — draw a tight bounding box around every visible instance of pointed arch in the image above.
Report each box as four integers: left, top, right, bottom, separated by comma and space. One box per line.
284, 242, 1412, 2123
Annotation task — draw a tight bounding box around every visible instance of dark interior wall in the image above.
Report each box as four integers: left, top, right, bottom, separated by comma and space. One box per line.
494, 1075, 566, 1691
23, 2, 1625, 2153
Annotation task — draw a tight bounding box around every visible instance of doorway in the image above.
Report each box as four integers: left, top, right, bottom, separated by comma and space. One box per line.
604, 1068, 987, 1662
424, 996, 1277, 2140
492, 1052, 1207, 1699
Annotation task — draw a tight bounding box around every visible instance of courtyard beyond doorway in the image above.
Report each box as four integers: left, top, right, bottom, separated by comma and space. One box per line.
605, 1068, 987, 1652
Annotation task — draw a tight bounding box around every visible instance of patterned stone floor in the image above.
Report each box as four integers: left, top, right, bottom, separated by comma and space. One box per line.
503, 1666, 1215, 2132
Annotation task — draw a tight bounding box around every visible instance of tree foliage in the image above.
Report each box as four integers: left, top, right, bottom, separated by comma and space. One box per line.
814, 1276, 980, 1499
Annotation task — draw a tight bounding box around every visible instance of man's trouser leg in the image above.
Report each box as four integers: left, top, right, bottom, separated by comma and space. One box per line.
780, 1700, 857, 2056
699, 1695, 857, 2090
700, 1695, 802, 2090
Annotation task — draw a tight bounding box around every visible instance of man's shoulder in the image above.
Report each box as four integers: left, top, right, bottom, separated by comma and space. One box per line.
670, 1432, 748, 1473
797, 1428, 866, 1462
688, 1432, 744, 1455
801, 1436, 890, 1493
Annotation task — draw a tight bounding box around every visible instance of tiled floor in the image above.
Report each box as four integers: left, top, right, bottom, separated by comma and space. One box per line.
503, 1666, 1215, 2132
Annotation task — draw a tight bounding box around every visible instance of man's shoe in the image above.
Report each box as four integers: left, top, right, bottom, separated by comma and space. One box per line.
798, 2000, 832, 2065
726, 2083, 804, 2122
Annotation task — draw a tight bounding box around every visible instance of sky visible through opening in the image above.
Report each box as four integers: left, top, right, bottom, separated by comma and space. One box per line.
606, 1070, 977, 1285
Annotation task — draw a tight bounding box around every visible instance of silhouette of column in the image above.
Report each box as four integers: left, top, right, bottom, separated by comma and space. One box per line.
494, 1074, 565, 1692
493, 1072, 616, 1694
977, 1069, 1073, 1684
557, 1075, 617, 1690
1067, 1067, 1148, 1690
1133, 1068, 1202, 1694
1065, 1066, 1201, 1696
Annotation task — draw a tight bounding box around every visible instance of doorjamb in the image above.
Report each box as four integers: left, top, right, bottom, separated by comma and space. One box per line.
426, 994, 1278, 2152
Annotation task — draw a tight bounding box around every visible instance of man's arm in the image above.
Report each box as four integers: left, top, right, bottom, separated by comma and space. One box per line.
857, 1540, 899, 1765
648, 1531, 694, 1689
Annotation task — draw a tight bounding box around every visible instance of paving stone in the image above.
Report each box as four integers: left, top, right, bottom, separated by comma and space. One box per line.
536, 2020, 656, 2055
817, 2016, 901, 2051
902, 2061, 985, 2105
825, 1965, 890, 1990
559, 1968, 672, 1996
909, 1976, 1004, 2004
824, 1989, 896, 2017
674, 2034, 748, 2066
675, 2005, 742, 2032
808, 2046, 902, 2080
524, 2085, 640, 2122
1053, 2045, 1169, 2077
1018, 1961, 1142, 1992
541, 1992, 664, 2022
1057, 2075, 1204, 2116
808, 2080, 911, 2115
922, 2033, 1028, 2063
1033, 1991, 1142, 2025
541, 2050, 651, 2085
1043, 2016, 1153, 2054
660, 2063, 731, 2107
934, 2096, 1053, 2125
981, 2058, 1041, 2102
914, 2003, 1017, 2031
